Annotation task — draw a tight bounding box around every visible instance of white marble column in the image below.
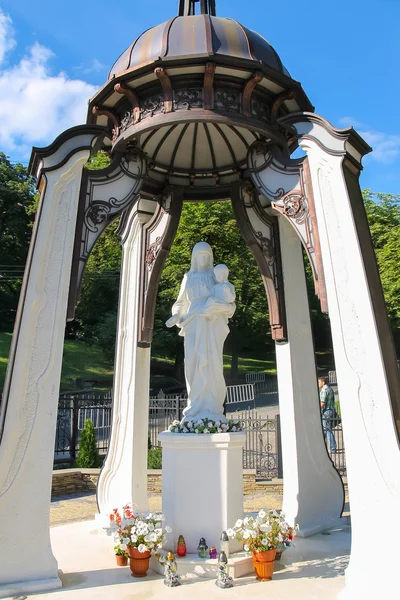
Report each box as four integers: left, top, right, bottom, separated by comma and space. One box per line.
0, 148, 91, 598
295, 119, 400, 600
97, 200, 155, 517
275, 216, 344, 536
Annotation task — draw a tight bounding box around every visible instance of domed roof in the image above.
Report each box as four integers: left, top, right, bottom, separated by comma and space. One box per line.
108, 15, 290, 80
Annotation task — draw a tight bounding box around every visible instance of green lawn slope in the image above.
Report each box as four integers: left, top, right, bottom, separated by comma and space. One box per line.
0, 332, 114, 391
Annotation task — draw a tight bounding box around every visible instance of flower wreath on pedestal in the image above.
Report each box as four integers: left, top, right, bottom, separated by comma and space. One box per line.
168, 418, 242, 434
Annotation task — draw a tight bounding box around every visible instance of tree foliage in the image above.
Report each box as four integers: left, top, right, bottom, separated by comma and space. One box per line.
74, 418, 101, 468
363, 189, 400, 350
0, 153, 38, 330
152, 201, 272, 377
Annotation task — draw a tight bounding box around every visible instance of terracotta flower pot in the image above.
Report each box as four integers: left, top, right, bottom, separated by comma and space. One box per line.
128, 547, 151, 577
116, 554, 128, 567
252, 548, 277, 581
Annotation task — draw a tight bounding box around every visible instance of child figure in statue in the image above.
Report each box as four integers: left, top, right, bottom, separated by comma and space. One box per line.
204, 264, 236, 321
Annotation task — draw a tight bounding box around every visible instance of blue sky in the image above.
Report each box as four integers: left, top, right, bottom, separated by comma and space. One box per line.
0, 0, 399, 194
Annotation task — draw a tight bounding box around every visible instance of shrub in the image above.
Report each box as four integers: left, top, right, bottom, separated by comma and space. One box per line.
148, 447, 162, 469
75, 418, 101, 468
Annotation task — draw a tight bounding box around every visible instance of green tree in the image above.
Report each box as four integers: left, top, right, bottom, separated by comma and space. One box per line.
74, 418, 101, 468
0, 154, 38, 330
363, 189, 400, 352
74, 218, 121, 354
153, 201, 272, 379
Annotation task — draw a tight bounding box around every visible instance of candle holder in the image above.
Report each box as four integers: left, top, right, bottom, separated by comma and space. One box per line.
163, 552, 181, 587
197, 537, 208, 558
215, 551, 234, 589
220, 531, 230, 558
209, 546, 217, 559
176, 534, 186, 557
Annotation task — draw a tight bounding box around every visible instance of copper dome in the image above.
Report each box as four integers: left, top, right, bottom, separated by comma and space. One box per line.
108, 16, 290, 80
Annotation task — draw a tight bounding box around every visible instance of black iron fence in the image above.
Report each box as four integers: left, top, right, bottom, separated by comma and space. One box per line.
55, 391, 346, 478
55, 394, 112, 464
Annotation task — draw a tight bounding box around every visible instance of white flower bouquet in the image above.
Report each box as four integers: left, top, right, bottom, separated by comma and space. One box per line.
168, 418, 242, 434
106, 505, 172, 553
226, 510, 296, 553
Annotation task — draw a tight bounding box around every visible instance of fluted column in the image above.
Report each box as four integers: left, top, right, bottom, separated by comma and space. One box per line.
97, 200, 156, 516
0, 130, 98, 597
275, 217, 344, 536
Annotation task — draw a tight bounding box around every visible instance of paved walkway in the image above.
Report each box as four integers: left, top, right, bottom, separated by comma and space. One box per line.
50, 492, 349, 527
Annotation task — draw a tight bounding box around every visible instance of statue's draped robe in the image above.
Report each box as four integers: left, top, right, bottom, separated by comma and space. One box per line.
172, 270, 235, 420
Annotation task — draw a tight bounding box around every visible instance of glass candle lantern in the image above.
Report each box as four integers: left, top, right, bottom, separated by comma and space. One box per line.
176, 534, 186, 557
197, 537, 208, 558
220, 531, 230, 558
209, 546, 217, 559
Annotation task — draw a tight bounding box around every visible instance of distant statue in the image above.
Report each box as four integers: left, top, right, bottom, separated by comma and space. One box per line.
166, 242, 236, 423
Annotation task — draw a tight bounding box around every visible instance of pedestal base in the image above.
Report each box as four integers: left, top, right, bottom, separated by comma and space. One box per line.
159, 432, 246, 553
150, 552, 253, 579
0, 576, 62, 599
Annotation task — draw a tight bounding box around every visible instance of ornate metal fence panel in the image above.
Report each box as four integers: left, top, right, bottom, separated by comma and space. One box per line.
55, 394, 112, 464
325, 414, 346, 476
226, 383, 254, 405
149, 391, 187, 448
234, 410, 283, 479
55, 388, 346, 479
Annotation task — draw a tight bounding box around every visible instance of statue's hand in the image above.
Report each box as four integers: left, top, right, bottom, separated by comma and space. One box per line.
166, 314, 180, 328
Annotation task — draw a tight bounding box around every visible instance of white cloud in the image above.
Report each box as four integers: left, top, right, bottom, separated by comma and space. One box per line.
74, 58, 106, 74
0, 9, 97, 158
339, 117, 400, 165
0, 9, 15, 64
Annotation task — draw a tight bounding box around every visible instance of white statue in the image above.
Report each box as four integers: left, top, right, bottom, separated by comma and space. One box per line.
166, 242, 236, 423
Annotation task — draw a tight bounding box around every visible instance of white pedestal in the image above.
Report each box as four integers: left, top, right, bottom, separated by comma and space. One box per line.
159, 432, 246, 554
150, 551, 253, 579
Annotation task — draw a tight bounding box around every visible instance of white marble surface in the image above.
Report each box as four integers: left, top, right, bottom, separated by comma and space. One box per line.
159, 432, 245, 554
0, 149, 91, 596
97, 201, 155, 517
275, 217, 344, 535
296, 115, 400, 599
20, 519, 349, 600
166, 242, 235, 424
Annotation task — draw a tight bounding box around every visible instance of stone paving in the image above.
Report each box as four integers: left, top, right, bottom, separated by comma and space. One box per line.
50, 492, 283, 527
50, 491, 349, 527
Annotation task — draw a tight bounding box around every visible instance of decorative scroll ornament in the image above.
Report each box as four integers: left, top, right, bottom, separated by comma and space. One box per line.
231, 182, 287, 341
278, 191, 308, 224
138, 188, 184, 345
255, 231, 275, 266
247, 140, 328, 313
146, 237, 162, 271
67, 148, 147, 320
174, 89, 203, 110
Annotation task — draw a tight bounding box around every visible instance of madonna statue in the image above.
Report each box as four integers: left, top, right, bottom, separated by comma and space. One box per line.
166, 242, 236, 423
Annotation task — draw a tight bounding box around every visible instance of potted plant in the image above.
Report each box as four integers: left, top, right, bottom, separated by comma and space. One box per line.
226, 510, 296, 581
106, 505, 171, 578
114, 544, 128, 566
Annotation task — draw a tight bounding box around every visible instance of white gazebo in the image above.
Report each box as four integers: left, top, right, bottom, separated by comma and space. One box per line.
0, 1, 399, 598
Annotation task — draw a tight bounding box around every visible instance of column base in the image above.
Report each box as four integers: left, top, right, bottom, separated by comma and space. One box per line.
297, 516, 350, 538
159, 432, 246, 553
0, 575, 62, 599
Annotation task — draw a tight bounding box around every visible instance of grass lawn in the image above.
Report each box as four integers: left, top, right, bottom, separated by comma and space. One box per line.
0, 332, 114, 391
2, 331, 336, 394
